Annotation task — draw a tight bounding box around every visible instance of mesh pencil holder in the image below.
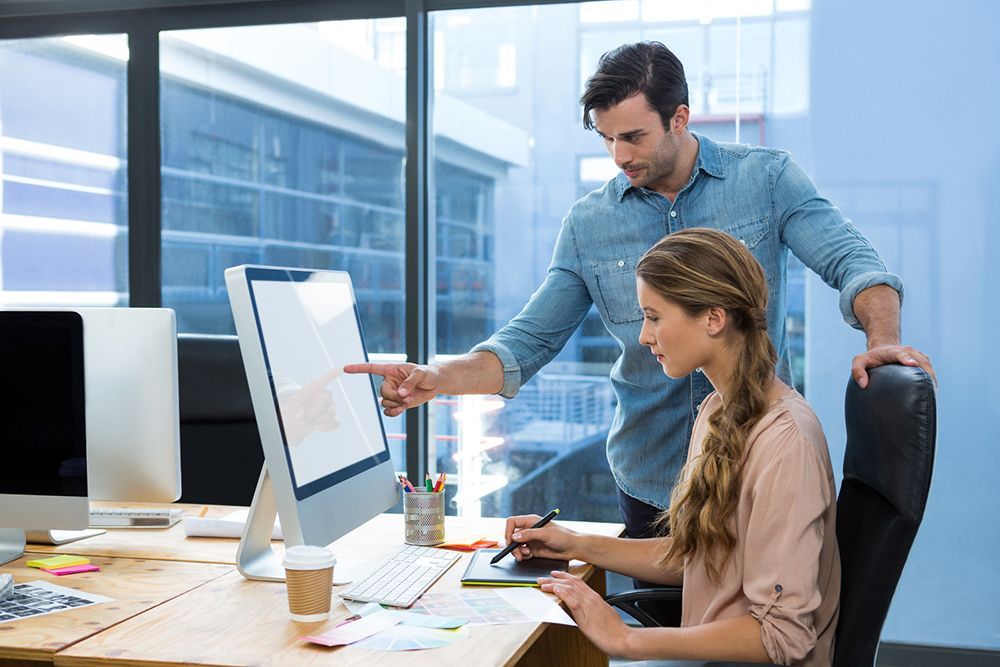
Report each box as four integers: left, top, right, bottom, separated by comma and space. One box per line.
403, 491, 445, 546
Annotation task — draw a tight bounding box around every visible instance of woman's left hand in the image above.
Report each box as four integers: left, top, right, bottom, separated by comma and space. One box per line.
538, 570, 633, 657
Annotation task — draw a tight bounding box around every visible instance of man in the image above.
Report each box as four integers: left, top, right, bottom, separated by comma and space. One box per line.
346, 41, 933, 542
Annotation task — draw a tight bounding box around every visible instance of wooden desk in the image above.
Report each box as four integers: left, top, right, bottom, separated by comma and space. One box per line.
0, 556, 229, 667
55, 514, 623, 667
24, 503, 248, 565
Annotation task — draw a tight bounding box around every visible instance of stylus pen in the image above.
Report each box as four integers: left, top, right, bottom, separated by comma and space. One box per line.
490, 509, 560, 565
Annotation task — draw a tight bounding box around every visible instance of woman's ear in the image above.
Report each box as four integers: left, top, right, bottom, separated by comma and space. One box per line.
705, 306, 727, 337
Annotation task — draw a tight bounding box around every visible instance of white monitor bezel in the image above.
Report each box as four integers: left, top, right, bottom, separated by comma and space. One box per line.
226, 264, 399, 565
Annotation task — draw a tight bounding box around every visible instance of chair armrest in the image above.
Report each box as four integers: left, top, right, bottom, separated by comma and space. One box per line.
605, 586, 683, 628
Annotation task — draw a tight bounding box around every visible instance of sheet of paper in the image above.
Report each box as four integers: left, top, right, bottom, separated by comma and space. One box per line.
336, 601, 466, 629
352, 624, 469, 651
302, 613, 401, 647
411, 587, 575, 626
387, 609, 467, 629
182, 509, 282, 540
0, 580, 112, 624
497, 587, 575, 626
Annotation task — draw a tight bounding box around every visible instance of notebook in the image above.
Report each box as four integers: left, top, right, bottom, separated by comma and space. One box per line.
460, 548, 568, 586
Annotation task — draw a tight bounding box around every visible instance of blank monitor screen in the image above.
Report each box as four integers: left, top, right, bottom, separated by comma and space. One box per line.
245, 267, 391, 499
0, 311, 87, 498
15, 307, 181, 503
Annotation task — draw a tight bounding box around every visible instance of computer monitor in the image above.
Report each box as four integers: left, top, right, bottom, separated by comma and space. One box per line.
226, 265, 399, 581
0, 311, 90, 565
9, 307, 182, 501
70, 307, 181, 503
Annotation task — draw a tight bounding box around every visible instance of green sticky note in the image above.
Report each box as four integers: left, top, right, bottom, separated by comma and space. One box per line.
26, 555, 90, 569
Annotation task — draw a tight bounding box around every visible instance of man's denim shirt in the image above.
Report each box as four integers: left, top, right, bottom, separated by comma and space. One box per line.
472, 132, 902, 510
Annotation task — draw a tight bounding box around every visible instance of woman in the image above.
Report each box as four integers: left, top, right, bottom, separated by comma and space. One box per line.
504, 228, 840, 665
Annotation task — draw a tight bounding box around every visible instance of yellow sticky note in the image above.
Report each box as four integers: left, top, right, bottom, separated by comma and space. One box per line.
26, 555, 90, 569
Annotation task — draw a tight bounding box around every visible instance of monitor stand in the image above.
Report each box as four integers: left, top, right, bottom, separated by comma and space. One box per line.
24, 529, 106, 545
0, 529, 26, 566
237, 466, 301, 582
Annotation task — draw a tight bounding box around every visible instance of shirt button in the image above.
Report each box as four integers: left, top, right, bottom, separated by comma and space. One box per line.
617, 260, 625, 267
740, 239, 746, 245
670, 210, 677, 218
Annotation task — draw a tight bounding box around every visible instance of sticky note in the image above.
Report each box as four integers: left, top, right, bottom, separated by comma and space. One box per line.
26, 555, 90, 569
438, 539, 498, 552
42, 564, 101, 576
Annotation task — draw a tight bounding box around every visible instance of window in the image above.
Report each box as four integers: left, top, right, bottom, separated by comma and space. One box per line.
158, 21, 407, 470
0, 36, 128, 306
429, 3, 807, 523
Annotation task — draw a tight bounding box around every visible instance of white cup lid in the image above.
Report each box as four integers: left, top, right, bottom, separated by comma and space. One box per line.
282, 545, 336, 570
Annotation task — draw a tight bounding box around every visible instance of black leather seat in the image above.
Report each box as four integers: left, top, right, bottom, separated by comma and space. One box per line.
605, 365, 937, 666
833, 364, 936, 665
177, 334, 264, 506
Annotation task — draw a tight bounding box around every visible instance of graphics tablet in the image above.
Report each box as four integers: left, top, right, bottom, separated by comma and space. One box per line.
461, 548, 568, 586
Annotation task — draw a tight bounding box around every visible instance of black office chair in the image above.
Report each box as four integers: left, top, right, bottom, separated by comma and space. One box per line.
177, 334, 264, 506
605, 365, 937, 667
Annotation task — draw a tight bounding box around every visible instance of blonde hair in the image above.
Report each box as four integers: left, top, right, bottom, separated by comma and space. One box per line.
636, 228, 777, 583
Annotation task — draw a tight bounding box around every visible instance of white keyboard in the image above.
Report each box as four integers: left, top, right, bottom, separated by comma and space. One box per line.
89, 507, 183, 528
339, 545, 460, 608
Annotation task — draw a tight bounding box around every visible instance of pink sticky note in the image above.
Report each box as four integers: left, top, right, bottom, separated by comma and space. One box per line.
42, 564, 101, 576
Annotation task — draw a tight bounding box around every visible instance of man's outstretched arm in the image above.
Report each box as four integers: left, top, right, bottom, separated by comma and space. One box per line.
344, 351, 503, 417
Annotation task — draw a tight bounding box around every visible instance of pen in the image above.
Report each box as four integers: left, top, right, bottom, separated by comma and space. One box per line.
490, 509, 560, 565
425, 474, 433, 492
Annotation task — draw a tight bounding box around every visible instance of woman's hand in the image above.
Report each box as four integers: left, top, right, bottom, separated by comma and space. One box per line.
504, 515, 581, 562
539, 570, 633, 657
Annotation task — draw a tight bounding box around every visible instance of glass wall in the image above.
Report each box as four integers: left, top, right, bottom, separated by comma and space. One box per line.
428, 2, 807, 522
802, 0, 999, 649
0, 36, 128, 307
158, 22, 410, 470
2, 0, 998, 652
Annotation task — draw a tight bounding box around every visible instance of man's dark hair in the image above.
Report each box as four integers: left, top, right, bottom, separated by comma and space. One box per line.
580, 41, 689, 131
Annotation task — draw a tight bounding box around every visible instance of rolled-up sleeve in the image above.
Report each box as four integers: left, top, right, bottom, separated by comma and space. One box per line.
771, 153, 903, 329
470, 216, 593, 399
742, 421, 834, 664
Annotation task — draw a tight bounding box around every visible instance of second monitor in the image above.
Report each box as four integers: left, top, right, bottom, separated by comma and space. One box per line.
226, 265, 399, 580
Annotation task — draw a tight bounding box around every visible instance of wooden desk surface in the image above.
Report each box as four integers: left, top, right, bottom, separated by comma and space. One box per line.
0, 555, 230, 665
55, 514, 623, 667
24, 503, 248, 565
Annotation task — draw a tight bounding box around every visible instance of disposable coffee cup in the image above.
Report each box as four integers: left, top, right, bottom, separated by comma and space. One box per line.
282, 545, 336, 622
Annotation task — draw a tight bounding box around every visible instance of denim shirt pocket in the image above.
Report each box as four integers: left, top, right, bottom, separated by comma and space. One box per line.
721, 216, 769, 250
593, 255, 644, 324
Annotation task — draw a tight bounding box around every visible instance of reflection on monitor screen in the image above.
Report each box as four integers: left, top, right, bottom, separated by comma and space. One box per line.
252, 280, 386, 495
227, 266, 399, 581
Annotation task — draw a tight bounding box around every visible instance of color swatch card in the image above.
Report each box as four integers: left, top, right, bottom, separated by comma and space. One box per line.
411, 588, 575, 626
302, 613, 401, 647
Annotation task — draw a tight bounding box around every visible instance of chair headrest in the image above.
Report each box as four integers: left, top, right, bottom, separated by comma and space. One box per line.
177, 333, 255, 421
843, 364, 936, 523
